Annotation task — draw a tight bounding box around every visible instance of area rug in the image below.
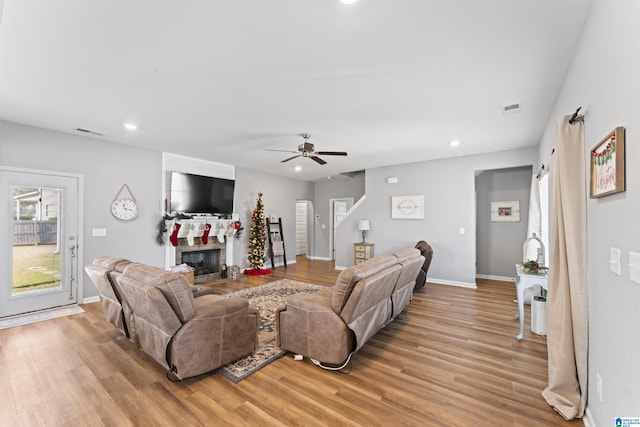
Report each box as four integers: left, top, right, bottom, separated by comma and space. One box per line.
218, 279, 324, 383
0, 305, 84, 330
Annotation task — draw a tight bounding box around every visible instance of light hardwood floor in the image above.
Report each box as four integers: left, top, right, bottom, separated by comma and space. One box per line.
0, 257, 583, 426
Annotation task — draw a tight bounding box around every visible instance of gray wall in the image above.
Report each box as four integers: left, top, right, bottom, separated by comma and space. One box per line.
475, 166, 532, 278
312, 171, 365, 259
234, 167, 314, 269
536, 0, 639, 420
1, 120, 165, 300
334, 147, 537, 286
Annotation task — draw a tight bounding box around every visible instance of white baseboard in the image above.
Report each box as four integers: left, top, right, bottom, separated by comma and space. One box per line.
307, 256, 332, 261
335, 265, 348, 271
476, 274, 514, 282
83, 295, 100, 304
428, 278, 477, 289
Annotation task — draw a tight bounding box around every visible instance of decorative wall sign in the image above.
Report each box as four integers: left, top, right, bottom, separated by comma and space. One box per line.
590, 126, 625, 198
490, 200, 520, 222
391, 195, 424, 219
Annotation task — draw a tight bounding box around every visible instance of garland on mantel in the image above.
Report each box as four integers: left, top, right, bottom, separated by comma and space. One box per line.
155, 214, 244, 245
155, 213, 192, 245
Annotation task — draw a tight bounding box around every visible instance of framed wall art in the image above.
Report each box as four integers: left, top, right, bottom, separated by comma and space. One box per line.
490, 200, 520, 222
391, 195, 424, 219
590, 126, 625, 198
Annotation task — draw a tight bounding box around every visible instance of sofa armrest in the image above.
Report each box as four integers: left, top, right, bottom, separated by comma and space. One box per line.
169, 296, 259, 379
277, 293, 355, 365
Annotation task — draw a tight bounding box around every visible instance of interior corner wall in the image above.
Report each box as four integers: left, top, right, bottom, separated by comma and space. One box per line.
0, 119, 165, 300
475, 166, 532, 279
233, 167, 314, 269
333, 147, 537, 285
535, 0, 640, 422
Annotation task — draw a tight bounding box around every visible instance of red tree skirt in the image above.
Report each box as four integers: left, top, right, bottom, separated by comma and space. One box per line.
244, 268, 272, 276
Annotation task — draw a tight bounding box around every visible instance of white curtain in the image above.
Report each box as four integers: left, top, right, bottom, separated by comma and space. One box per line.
541, 116, 588, 419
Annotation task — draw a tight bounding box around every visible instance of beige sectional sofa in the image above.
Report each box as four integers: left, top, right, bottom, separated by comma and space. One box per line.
276, 248, 424, 369
85, 258, 259, 380
85, 256, 215, 344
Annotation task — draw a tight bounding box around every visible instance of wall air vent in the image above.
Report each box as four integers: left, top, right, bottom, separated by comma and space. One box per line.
502, 103, 521, 114
75, 127, 104, 136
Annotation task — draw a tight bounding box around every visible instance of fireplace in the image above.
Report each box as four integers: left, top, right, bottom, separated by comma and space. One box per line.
166, 219, 235, 283
182, 249, 220, 276
174, 236, 228, 282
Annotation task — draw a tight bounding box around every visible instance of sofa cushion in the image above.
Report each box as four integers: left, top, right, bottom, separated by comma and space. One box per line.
331, 255, 397, 313
122, 263, 196, 323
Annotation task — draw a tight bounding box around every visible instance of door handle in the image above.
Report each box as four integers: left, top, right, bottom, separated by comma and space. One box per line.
68, 244, 76, 300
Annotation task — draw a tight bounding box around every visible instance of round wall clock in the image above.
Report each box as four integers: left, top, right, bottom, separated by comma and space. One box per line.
111, 184, 139, 221
111, 198, 139, 220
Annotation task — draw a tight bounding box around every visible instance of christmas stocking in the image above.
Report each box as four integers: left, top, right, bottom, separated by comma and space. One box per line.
169, 222, 181, 247
201, 223, 212, 245
217, 224, 225, 243
186, 225, 196, 246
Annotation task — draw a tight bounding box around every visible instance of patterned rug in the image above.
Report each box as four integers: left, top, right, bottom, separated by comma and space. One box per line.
218, 279, 325, 383
0, 305, 84, 330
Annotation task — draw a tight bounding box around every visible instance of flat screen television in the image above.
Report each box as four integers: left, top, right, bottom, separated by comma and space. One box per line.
169, 171, 235, 215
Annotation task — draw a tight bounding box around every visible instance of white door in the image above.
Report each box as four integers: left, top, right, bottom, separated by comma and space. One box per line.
329, 198, 353, 260
0, 169, 80, 317
295, 201, 308, 256
334, 201, 347, 224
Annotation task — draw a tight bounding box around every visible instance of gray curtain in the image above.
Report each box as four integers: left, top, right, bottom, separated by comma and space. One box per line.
542, 116, 588, 419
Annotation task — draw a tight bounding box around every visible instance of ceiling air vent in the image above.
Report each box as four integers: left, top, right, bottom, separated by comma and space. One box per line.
75, 127, 104, 136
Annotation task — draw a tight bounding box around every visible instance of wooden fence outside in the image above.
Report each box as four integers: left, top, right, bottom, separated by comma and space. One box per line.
13, 220, 57, 245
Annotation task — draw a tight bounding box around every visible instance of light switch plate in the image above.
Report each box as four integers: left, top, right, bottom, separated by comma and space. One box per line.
609, 247, 621, 276
629, 251, 640, 284
92, 228, 107, 237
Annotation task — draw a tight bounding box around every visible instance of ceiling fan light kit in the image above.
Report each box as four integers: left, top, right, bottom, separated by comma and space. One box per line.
268, 133, 347, 166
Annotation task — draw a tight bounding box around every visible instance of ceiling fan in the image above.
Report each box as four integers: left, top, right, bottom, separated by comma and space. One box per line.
267, 133, 348, 165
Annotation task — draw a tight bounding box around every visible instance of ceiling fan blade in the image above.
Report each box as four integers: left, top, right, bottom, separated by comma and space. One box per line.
266, 149, 300, 154
315, 151, 348, 156
311, 156, 327, 165
281, 155, 302, 163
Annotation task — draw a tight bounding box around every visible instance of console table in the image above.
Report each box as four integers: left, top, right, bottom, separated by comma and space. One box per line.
514, 264, 548, 341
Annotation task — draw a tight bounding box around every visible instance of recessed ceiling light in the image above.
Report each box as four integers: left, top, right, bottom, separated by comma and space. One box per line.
123, 122, 138, 131
294, 165, 302, 172
450, 140, 461, 147
340, 0, 358, 4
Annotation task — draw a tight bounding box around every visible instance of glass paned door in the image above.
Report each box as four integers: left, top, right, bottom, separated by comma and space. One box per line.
1, 169, 79, 318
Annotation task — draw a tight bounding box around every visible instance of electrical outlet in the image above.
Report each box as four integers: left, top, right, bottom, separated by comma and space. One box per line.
597, 373, 603, 402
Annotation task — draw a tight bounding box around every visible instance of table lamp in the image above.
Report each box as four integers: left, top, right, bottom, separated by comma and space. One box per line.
358, 219, 371, 243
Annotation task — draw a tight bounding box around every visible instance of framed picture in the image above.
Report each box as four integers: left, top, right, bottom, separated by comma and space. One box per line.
590, 126, 625, 198
491, 201, 520, 222
391, 195, 424, 219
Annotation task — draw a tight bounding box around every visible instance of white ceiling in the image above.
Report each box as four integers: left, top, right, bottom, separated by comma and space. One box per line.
0, 0, 591, 181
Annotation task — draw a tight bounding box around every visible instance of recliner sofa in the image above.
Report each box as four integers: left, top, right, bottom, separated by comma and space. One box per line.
84, 256, 133, 339
85, 256, 215, 344
115, 262, 259, 380
414, 240, 433, 290
276, 247, 423, 368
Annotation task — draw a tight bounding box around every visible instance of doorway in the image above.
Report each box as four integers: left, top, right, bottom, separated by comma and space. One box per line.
329, 198, 353, 260
295, 200, 309, 256
0, 168, 82, 317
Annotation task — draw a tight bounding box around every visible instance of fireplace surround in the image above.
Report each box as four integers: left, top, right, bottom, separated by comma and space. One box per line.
166, 219, 235, 283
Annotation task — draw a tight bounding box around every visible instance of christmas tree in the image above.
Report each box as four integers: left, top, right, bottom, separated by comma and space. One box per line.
247, 192, 266, 270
